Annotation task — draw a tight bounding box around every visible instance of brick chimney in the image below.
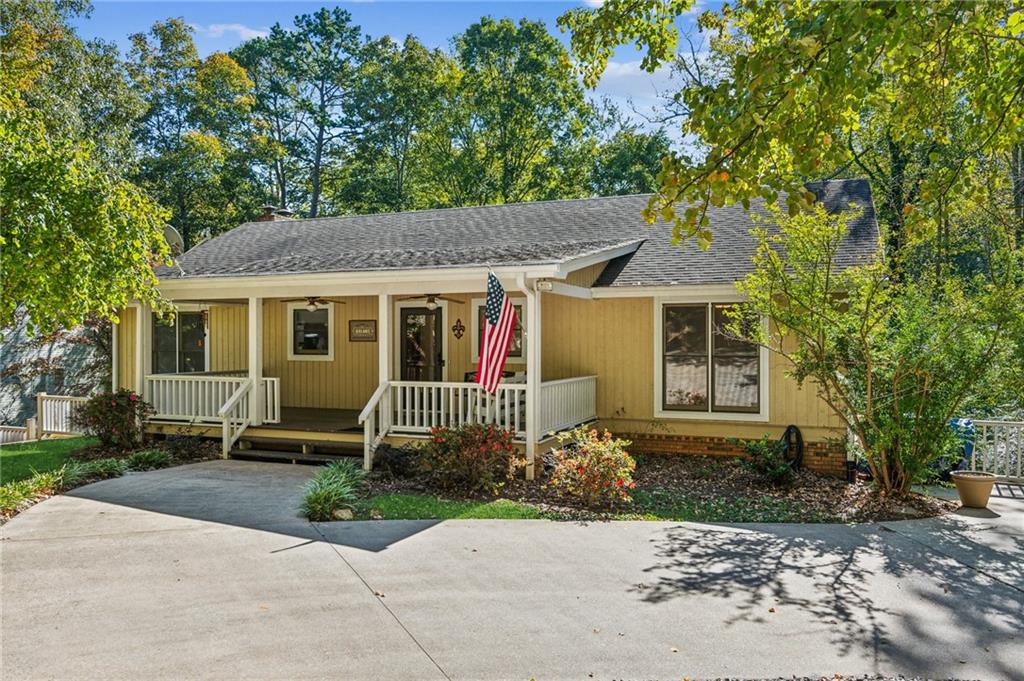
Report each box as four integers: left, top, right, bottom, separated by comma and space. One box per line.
257, 205, 278, 222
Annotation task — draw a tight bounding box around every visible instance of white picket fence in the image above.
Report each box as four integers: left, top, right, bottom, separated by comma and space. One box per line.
971, 419, 1024, 483
0, 419, 37, 444
37, 394, 90, 435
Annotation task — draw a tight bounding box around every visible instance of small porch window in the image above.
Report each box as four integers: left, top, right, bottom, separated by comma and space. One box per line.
657, 301, 767, 420
287, 303, 334, 361
152, 312, 206, 374
471, 297, 525, 363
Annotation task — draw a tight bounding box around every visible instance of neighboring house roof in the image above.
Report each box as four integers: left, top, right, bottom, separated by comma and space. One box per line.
159, 178, 878, 287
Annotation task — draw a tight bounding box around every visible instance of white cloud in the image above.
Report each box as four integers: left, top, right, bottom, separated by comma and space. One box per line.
191, 23, 269, 41
581, 0, 605, 7
593, 60, 676, 101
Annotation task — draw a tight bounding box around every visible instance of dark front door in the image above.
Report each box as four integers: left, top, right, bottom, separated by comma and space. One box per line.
400, 307, 444, 381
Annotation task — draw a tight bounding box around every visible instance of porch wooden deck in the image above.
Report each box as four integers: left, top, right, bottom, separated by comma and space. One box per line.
261, 407, 362, 434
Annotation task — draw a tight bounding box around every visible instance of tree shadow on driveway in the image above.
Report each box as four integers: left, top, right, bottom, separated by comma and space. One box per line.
636, 520, 1023, 678
60, 460, 439, 552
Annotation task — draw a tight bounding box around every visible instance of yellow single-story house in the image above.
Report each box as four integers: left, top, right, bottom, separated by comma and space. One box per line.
111, 179, 877, 479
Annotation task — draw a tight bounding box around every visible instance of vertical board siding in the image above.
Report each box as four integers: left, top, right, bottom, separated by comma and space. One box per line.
262, 297, 379, 409
541, 294, 843, 440
563, 262, 608, 288
208, 306, 247, 371
116, 307, 136, 391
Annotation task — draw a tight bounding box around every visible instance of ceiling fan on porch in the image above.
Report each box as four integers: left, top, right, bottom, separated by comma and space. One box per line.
396, 294, 463, 311
281, 296, 347, 311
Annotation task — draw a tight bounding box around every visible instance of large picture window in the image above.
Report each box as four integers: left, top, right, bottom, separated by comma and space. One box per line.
152, 312, 206, 374
288, 303, 334, 361
660, 303, 761, 415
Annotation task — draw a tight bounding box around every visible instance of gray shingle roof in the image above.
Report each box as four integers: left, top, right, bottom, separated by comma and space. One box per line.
159, 178, 877, 287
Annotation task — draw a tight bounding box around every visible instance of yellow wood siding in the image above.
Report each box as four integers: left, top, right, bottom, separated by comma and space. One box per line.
263, 297, 379, 409
541, 293, 843, 441
115, 307, 136, 391
208, 305, 247, 371
563, 262, 608, 287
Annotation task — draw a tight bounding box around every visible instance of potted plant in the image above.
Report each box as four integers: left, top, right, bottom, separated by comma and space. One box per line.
949, 470, 998, 508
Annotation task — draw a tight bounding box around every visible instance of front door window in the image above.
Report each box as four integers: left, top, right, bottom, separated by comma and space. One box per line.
400, 308, 443, 381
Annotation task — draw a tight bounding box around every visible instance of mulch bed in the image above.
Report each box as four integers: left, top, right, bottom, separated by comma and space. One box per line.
363, 451, 955, 523
69, 436, 221, 465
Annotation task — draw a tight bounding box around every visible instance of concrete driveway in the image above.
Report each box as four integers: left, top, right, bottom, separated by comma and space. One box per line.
2, 461, 1022, 681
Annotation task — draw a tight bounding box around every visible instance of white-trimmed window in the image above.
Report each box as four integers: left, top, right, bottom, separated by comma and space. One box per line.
655, 301, 768, 421
470, 297, 525, 364
287, 302, 334, 361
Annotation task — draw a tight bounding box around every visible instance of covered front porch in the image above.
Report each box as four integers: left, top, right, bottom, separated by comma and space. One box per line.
116, 272, 599, 477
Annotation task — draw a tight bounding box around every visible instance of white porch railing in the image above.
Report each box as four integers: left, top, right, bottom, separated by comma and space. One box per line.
358, 376, 597, 469
971, 419, 1023, 482
0, 418, 36, 444
37, 394, 89, 435
389, 380, 529, 438
218, 379, 252, 457
145, 374, 281, 424
538, 376, 598, 437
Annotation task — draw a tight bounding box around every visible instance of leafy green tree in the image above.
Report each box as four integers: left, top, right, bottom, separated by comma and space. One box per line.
0, 0, 169, 333
422, 17, 596, 206
280, 8, 362, 217
331, 35, 449, 213
129, 19, 258, 249
591, 116, 672, 196
232, 30, 301, 210
561, 1, 1024, 250
730, 206, 1024, 493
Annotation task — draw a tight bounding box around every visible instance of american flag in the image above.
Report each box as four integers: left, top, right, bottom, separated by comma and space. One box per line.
477, 272, 518, 393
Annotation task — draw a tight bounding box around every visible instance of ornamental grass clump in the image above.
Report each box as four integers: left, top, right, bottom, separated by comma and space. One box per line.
302, 460, 366, 521
547, 427, 636, 507
126, 449, 172, 471
419, 423, 525, 494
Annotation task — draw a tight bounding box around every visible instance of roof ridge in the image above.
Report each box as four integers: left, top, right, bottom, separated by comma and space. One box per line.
237, 192, 656, 227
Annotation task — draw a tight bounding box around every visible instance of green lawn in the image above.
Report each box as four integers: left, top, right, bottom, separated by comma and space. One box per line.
352, 489, 829, 523
356, 494, 545, 520
0, 437, 96, 484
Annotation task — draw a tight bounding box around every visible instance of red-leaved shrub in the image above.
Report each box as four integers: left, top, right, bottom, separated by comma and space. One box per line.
547, 427, 636, 507
419, 423, 525, 493
71, 389, 154, 449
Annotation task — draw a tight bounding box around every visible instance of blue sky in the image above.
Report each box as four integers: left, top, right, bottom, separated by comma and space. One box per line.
74, 1, 712, 134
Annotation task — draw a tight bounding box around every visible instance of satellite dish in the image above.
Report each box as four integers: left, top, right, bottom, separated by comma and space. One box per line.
163, 225, 185, 255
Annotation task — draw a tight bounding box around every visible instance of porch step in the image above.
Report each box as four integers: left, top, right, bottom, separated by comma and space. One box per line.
230, 447, 361, 466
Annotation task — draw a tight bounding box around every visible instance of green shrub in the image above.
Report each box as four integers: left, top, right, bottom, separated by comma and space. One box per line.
126, 449, 172, 471
732, 434, 793, 485
71, 389, 154, 449
420, 424, 525, 494
375, 444, 419, 478
301, 460, 365, 521
0, 479, 38, 516
65, 457, 127, 486
547, 427, 636, 507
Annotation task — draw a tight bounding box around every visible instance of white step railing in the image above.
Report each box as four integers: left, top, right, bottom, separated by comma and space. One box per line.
146, 374, 280, 424
37, 394, 89, 435
388, 380, 528, 439
972, 419, 1023, 482
358, 382, 391, 470
218, 379, 253, 457
538, 376, 597, 438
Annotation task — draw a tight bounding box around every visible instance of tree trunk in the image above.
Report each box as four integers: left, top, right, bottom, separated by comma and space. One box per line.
1011, 143, 1023, 247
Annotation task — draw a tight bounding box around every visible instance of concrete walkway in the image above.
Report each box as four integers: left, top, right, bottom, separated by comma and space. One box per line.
2, 461, 1021, 681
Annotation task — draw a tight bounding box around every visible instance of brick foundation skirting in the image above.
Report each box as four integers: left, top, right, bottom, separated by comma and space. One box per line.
622, 432, 848, 478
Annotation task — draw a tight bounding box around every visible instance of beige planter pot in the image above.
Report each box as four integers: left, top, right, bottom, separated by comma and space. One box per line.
950, 471, 997, 509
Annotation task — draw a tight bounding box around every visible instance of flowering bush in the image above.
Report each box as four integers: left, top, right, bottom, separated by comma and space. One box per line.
547, 427, 636, 507
419, 423, 525, 494
70, 389, 153, 449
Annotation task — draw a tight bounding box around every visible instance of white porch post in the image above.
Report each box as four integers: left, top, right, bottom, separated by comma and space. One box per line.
248, 297, 264, 425
136, 304, 152, 400
111, 315, 119, 392
378, 293, 391, 431
520, 274, 540, 480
